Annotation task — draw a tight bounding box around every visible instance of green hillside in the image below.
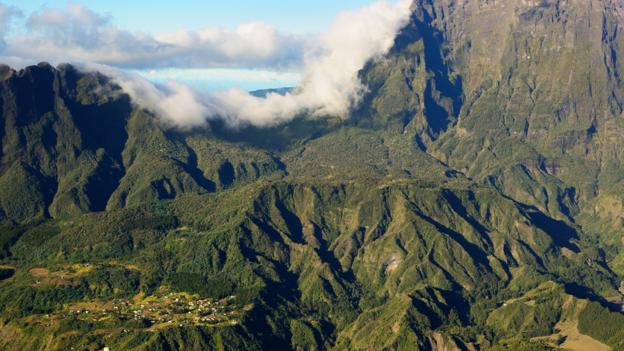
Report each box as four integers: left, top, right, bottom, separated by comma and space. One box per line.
2, 0, 624, 350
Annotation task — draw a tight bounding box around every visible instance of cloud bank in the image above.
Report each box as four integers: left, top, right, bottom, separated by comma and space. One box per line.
84, 0, 413, 128
0, 2, 305, 70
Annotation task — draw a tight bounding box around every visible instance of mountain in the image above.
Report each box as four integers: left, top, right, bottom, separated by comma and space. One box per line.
2, 1, 624, 350
361, 0, 624, 220
249, 87, 295, 98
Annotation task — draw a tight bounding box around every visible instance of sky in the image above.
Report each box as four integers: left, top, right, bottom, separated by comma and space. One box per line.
0, 0, 414, 128
0, 0, 380, 91
12, 1, 375, 34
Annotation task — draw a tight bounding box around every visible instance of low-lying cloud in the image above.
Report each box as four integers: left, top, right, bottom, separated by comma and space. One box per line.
84, 0, 413, 128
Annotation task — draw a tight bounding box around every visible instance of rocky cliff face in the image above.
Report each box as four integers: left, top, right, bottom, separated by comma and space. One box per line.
361, 0, 624, 233
367, 0, 624, 142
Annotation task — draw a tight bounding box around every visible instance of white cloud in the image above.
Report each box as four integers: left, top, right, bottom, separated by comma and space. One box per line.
4, 1, 306, 69
296, 0, 414, 116
80, 0, 413, 128
84, 64, 212, 129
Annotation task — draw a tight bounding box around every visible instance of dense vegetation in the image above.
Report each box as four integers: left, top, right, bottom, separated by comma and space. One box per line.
2, 0, 624, 350
578, 302, 624, 349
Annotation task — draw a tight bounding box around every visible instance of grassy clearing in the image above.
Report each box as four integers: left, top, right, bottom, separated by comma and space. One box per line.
28, 263, 96, 287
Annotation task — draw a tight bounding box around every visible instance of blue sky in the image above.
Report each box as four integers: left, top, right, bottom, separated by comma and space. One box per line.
10, 0, 374, 34
133, 68, 302, 92
0, 0, 379, 90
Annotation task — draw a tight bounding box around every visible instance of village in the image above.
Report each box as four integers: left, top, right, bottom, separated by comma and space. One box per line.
66, 291, 248, 330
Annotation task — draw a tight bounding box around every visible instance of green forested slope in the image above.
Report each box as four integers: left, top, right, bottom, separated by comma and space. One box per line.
3, 0, 624, 350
